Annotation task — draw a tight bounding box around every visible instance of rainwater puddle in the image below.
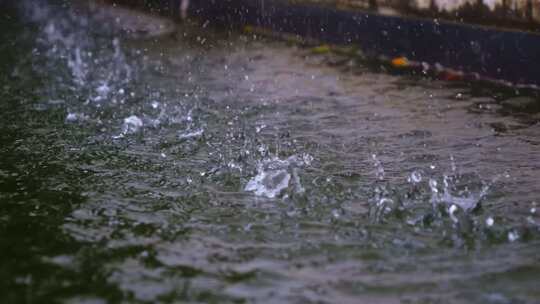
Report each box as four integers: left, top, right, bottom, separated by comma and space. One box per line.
0, 1, 539, 303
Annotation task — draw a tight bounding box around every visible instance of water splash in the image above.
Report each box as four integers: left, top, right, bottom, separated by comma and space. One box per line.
179, 128, 204, 140
371, 154, 385, 181
368, 155, 509, 235
507, 230, 519, 242
114, 115, 143, 138
245, 154, 312, 199
407, 170, 423, 184
65, 112, 89, 123
368, 155, 399, 222
28, 1, 136, 108
429, 173, 492, 212
245, 167, 291, 199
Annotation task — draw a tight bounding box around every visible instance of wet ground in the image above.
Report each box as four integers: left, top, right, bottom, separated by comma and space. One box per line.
1, 1, 540, 303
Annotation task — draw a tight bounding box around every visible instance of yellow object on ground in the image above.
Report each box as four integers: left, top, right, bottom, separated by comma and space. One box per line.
312, 44, 331, 54
243, 25, 254, 33
391, 56, 409, 67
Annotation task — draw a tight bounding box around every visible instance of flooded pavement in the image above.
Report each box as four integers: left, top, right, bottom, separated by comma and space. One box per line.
1, 1, 540, 303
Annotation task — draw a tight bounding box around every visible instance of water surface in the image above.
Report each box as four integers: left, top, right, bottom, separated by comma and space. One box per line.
1, 2, 539, 303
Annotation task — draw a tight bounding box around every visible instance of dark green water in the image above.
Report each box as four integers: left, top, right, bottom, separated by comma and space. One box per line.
1, 2, 539, 303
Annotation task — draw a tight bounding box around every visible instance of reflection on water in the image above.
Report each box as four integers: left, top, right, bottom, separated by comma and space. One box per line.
1, 1, 539, 303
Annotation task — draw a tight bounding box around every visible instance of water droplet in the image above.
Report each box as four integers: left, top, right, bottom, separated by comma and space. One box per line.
119, 115, 143, 136
245, 164, 291, 199
257, 144, 268, 156
449, 204, 459, 223
178, 128, 204, 140
450, 155, 456, 172
429, 179, 438, 193
286, 209, 298, 217
507, 230, 519, 242
377, 197, 393, 208
66, 113, 78, 122
66, 112, 88, 123
227, 161, 242, 172
245, 155, 308, 199
408, 170, 422, 183
371, 154, 385, 180
96, 83, 110, 96
300, 154, 314, 166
